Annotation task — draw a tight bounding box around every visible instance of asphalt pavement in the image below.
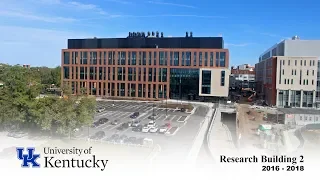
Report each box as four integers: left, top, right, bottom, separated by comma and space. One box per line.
76, 101, 210, 163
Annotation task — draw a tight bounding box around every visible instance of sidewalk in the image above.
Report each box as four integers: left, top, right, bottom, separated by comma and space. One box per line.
207, 108, 238, 159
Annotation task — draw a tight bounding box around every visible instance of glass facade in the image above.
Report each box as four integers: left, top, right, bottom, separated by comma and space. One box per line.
170, 68, 199, 99
201, 70, 211, 94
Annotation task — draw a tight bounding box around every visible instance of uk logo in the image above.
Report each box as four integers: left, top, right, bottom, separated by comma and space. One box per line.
16, 147, 40, 168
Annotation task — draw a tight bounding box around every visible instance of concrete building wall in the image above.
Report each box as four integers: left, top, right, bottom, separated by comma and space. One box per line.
199, 68, 230, 97
284, 40, 320, 57
276, 56, 318, 91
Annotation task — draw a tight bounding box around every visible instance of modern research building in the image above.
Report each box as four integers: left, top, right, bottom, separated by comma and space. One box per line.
61, 31, 230, 100
255, 36, 320, 108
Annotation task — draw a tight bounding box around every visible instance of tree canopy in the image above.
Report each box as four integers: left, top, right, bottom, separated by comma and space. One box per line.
0, 65, 96, 136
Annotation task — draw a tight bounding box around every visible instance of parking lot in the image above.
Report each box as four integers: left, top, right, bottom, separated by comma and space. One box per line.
75, 101, 190, 142
74, 100, 210, 163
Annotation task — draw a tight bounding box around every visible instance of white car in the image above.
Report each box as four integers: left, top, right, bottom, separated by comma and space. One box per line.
142, 126, 151, 133
159, 126, 168, 133
148, 121, 156, 127
149, 126, 158, 133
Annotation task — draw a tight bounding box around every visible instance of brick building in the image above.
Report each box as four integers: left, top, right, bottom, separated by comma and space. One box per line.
61, 32, 230, 100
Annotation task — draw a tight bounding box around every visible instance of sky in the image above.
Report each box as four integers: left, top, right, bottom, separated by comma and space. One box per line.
1, 0, 320, 67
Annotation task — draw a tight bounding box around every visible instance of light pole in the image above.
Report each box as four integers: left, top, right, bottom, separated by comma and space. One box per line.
165, 95, 168, 118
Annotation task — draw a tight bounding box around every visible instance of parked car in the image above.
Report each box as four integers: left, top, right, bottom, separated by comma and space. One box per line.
91, 121, 100, 128
130, 112, 140, 118
117, 123, 129, 131
132, 125, 143, 132
149, 126, 159, 133
96, 107, 106, 113
111, 120, 119, 125
180, 108, 186, 112
142, 126, 151, 133
98, 118, 108, 124
132, 120, 141, 127
159, 125, 169, 133
147, 120, 156, 127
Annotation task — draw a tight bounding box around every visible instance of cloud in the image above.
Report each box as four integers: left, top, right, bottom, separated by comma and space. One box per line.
147, 1, 197, 9
66, 1, 107, 15
105, 14, 226, 19
225, 43, 253, 47
104, 0, 132, 4
0, 25, 91, 67
34, 0, 107, 15
0, 10, 76, 23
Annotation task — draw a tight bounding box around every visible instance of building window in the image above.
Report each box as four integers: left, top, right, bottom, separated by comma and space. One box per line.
201, 70, 211, 94
220, 52, 226, 67
313, 60, 315, 66
284, 79, 286, 84
295, 60, 297, 66
210, 52, 214, 67
304, 60, 306, 66
181, 52, 185, 66
307, 70, 309, 76
312, 80, 314, 85
295, 70, 297, 75
283, 60, 285, 65
307, 79, 309, 85
186, 52, 191, 66
204, 52, 208, 66
291, 79, 293, 84
199, 52, 202, 66
154, 52, 157, 65
63, 52, 70, 64
310, 60, 312, 66
312, 70, 314, 76
292, 70, 294, 75
221, 71, 225, 86
193, 52, 197, 66
173, 52, 179, 66
288, 60, 290, 65
282, 69, 284, 75
215, 52, 219, 67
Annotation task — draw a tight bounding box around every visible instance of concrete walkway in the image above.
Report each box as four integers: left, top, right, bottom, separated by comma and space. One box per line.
207, 108, 238, 160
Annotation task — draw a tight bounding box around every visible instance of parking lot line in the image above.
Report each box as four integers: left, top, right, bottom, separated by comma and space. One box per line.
178, 116, 187, 122
101, 124, 112, 130
163, 115, 173, 121
109, 123, 124, 130
176, 116, 182, 122
156, 114, 165, 121
119, 127, 131, 135
169, 115, 176, 121
172, 116, 181, 122
139, 113, 150, 120
125, 105, 134, 109
111, 111, 123, 117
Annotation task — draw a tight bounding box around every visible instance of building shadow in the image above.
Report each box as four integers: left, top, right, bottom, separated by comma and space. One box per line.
221, 112, 238, 148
